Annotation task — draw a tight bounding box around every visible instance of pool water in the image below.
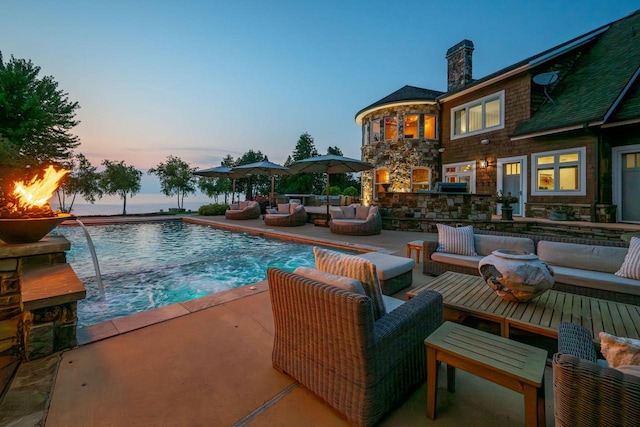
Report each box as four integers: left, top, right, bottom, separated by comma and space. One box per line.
53, 221, 344, 327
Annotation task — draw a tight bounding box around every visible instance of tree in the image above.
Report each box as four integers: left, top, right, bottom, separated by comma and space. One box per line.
0, 52, 80, 193
280, 132, 322, 194
99, 160, 142, 215
325, 145, 361, 193
148, 155, 197, 210
56, 153, 102, 213
235, 150, 267, 200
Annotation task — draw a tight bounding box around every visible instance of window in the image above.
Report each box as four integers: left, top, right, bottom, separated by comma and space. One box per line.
531, 147, 586, 196
442, 162, 475, 192
363, 123, 369, 146
411, 168, 431, 192
404, 115, 418, 139
424, 115, 436, 139
371, 120, 381, 142
384, 117, 397, 140
374, 168, 390, 194
451, 90, 505, 139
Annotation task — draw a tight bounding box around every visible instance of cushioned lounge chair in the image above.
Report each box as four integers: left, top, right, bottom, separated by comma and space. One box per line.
268, 267, 443, 426
329, 205, 382, 236
264, 202, 307, 227
225, 200, 260, 220
553, 322, 640, 426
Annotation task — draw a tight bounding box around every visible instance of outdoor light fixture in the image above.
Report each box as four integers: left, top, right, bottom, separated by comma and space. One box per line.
438, 147, 446, 153
480, 138, 490, 145
479, 157, 488, 169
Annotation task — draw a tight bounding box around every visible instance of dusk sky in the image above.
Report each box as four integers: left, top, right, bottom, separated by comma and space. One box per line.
2, 1, 638, 179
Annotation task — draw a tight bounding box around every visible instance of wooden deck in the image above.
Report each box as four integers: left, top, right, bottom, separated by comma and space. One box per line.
408, 271, 640, 343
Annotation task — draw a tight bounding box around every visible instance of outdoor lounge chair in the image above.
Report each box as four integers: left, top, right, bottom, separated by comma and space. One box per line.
225, 200, 261, 220
329, 205, 382, 236
553, 322, 640, 426
267, 267, 443, 427
264, 202, 307, 227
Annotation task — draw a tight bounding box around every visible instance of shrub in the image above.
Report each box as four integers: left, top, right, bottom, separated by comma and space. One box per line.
329, 185, 342, 195
342, 186, 359, 197
198, 203, 228, 216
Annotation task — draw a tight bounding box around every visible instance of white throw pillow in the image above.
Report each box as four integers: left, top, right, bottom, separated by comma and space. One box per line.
340, 206, 356, 219
293, 267, 365, 295
330, 209, 345, 219
355, 205, 370, 220
277, 203, 290, 214
238, 201, 248, 210
599, 332, 640, 368
615, 237, 640, 280
436, 224, 477, 256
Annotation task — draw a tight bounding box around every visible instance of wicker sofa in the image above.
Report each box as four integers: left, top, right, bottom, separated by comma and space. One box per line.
329, 205, 382, 236
264, 202, 307, 227
225, 200, 261, 220
553, 322, 640, 426
267, 267, 443, 427
423, 229, 638, 305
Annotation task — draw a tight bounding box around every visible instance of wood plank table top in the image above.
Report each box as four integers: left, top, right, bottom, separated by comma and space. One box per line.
409, 271, 640, 343
425, 321, 547, 426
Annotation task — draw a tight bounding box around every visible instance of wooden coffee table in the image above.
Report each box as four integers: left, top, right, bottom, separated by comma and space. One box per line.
408, 271, 640, 343
425, 321, 547, 427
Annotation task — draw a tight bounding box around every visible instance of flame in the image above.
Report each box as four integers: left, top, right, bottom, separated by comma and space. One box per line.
13, 166, 70, 209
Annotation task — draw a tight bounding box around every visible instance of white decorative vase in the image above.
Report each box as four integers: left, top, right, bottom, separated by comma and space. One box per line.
478, 250, 554, 302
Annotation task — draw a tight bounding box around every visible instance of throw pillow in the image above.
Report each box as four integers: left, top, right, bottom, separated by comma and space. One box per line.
340, 206, 356, 219
615, 237, 640, 280
266, 208, 278, 214
277, 203, 290, 214
238, 201, 248, 210
355, 205, 370, 220
599, 332, 640, 368
330, 209, 344, 219
289, 202, 299, 214
436, 224, 477, 256
293, 267, 365, 295
313, 247, 386, 320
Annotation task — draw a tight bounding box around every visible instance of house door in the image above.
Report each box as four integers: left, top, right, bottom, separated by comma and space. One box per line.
615, 147, 640, 223
497, 156, 527, 217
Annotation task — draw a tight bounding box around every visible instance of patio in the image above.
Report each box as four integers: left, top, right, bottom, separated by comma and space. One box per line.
0, 215, 571, 426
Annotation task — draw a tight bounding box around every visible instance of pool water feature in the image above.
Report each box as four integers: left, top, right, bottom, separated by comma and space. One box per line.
54, 221, 348, 327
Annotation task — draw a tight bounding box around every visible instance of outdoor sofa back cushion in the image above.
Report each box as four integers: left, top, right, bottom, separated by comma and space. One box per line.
238, 201, 248, 210
313, 247, 386, 320
340, 205, 356, 218
278, 203, 290, 214
330, 209, 344, 219
436, 224, 477, 256
537, 241, 628, 273
355, 205, 370, 220
293, 267, 365, 295
289, 202, 300, 214
615, 237, 640, 280
474, 234, 535, 256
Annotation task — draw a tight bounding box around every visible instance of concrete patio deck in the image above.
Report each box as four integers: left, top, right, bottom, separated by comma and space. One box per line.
1, 215, 557, 426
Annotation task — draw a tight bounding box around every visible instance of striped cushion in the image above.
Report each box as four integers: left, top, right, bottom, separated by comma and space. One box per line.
436, 224, 477, 256
615, 237, 640, 280
313, 247, 386, 320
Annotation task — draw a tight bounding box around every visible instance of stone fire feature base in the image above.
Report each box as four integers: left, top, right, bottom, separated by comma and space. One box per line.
0, 237, 86, 396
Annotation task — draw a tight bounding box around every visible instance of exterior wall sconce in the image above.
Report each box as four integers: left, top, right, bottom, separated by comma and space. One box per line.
480, 138, 490, 145
438, 147, 446, 153
479, 157, 488, 169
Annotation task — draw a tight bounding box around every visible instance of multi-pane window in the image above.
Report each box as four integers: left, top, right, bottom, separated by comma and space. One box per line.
424, 115, 436, 139
443, 162, 474, 192
404, 115, 419, 139
384, 117, 397, 140
452, 90, 505, 138
374, 168, 390, 194
505, 162, 521, 175
532, 147, 586, 195
411, 168, 431, 191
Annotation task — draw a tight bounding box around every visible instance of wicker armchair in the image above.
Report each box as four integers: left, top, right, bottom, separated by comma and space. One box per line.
267, 267, 443, 427
553, 322, 640, 426
225, 200, 261, 220
264, 205, 307, 226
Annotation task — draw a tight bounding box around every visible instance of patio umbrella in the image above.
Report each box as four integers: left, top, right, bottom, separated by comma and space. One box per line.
288, 154, 374, 219
231, 157, 291, 206
193, 166, 246, 203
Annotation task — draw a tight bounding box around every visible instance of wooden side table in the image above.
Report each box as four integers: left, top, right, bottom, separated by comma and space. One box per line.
425, 321, 547, 427
406, 240, 424, 263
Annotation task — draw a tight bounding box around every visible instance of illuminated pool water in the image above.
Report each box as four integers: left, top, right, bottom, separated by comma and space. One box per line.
53, 221, 350, 327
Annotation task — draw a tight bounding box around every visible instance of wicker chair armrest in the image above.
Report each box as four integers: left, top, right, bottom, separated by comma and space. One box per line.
553, 353, 640, 425
558, 322, 598, 362
423, 241, 439, 259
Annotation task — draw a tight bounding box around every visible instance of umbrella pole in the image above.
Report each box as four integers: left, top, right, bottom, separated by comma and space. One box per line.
271, 176, 275, 207
232, 178, 236, 204
326, 173, 330, 220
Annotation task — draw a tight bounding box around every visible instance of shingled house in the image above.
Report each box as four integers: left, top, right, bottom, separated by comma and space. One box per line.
356, 9, 640, 223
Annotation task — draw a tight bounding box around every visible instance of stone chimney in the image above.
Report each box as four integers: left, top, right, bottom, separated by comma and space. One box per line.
446, 39, 474, 91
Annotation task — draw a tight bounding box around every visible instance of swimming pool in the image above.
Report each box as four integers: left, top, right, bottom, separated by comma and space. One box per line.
54, 221, 349, 327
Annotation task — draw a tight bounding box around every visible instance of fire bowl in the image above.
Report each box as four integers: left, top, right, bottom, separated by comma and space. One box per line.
0, 214, 73, 244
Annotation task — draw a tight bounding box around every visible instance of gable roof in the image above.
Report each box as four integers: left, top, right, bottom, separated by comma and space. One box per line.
513, 9, 640, 137
355, 85, 444, 124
